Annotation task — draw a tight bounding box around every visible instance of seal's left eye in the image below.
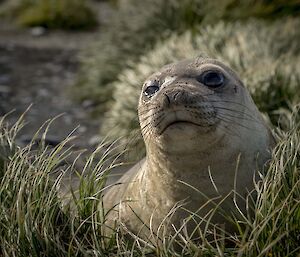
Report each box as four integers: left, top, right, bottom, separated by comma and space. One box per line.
144, 82, 159, 98
199, 71, 225, 88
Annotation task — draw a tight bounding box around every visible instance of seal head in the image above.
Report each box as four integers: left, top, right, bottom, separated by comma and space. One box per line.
139, 57, 268, 154
104, 57, 274, 240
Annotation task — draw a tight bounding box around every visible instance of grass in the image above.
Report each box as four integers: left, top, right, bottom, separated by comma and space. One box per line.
99, 18, 300, 156
240, 111, 300, 256
0, 106, 299, 256
0, 114, 119, 256
74, 0, 207, 108
0, 0, 97, 30
74, 0, 300, 109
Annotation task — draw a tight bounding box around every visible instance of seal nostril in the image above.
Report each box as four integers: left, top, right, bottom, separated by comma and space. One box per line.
164, 93, 171, 105
173, 92, 180, 101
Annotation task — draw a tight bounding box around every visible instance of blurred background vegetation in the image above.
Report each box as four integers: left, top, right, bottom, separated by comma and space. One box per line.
0, 0, 98, 29
72, 0, 299, 155
73, 0, 300, 107
0, 0, 299, 152
0, 0, 300, 154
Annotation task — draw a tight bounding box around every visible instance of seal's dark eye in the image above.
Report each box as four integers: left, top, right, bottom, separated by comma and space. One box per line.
144, 82, 159, 98
200, 71, 224, 88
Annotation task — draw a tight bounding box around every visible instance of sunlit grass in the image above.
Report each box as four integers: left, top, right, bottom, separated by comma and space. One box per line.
0, 106, 299, 256
0, 114, 120, 256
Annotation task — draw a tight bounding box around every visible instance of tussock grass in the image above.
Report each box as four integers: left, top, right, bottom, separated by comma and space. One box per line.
237, 107, 300, 256
100, 18, 300, 154
0, 108, 299, 256
74, 0, 300, 107
74, 0, 206, 107
0, 115, 121, 256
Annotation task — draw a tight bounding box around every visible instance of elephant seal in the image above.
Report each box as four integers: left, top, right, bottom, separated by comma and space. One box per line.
103, 57, 275, 241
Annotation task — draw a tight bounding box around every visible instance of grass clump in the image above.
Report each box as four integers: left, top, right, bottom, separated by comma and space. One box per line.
0, 109, 299, 256
0, 0, 97, 30
99, 18, 300, 153
74, 0, 300, 108
240, 108, 300, 256
74, 0, 207, 108
0, 116, 119, 256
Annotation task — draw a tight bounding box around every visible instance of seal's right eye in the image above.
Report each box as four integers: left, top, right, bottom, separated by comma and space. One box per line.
197, 70, 225, 89
144, 82, 160, 98
202, 71, 225, 88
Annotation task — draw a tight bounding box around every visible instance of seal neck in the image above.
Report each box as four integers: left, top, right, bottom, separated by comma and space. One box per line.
143, 136, 264, 201
146, 144, 234, 177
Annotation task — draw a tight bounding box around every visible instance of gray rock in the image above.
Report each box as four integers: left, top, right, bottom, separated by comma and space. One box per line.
30, 27, 47, 37
0, 85, 10, 94
0, 75, 10, 85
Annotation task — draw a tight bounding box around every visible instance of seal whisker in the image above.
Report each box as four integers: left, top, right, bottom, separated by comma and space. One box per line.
183, 103, 259, 123
216, 119, 242, 138
214, 106, 260, 122
210, 99, 259, 116
217, 113, 253, 130
141, 114, 166, 140
141, 125, 153, 142
139, 109, 164, 122
140, 121, 152, 134
138, 107, 159, 116
216, 113, 261, 132
138, 107, 165, 119
184, 100, 257, 121
138, 102, 160, 112
153, 115, 168, 135
140, 113, 165, 128
215, 109, 262, 124
138, 107, 155, 115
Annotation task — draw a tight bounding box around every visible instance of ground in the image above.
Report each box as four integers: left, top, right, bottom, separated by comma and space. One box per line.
0, 2, 128, 192
0, 5, 109, 151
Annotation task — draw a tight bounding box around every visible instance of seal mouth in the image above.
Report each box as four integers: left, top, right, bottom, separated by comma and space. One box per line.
151, 107, 218, 136
160, 120, 203, 134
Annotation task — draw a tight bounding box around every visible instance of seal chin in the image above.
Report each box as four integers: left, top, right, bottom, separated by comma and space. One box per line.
155, 120, 218, 153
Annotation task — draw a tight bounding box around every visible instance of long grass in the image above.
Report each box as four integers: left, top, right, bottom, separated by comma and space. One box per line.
0, 115, 120, 256
0, 106, 299, 256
